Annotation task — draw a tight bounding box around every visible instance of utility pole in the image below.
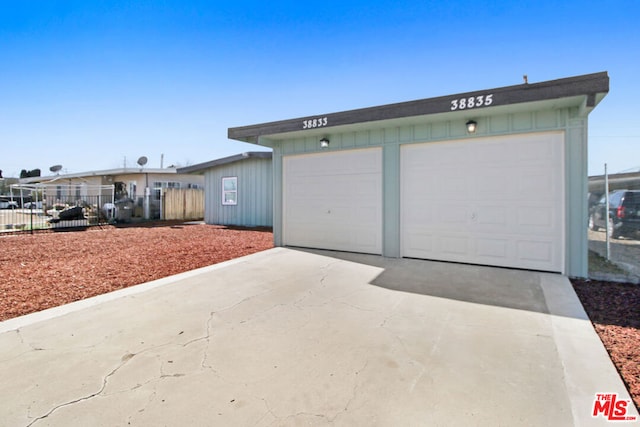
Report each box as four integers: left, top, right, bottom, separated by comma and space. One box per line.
605, 163, 610, 260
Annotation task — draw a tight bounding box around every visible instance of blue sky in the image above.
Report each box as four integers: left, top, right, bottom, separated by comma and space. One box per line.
1, 0, 638, 177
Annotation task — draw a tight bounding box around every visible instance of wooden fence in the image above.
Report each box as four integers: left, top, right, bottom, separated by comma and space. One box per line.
162, 188, 205, 221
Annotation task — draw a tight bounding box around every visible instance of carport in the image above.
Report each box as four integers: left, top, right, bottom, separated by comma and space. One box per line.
228, 72, 609, 277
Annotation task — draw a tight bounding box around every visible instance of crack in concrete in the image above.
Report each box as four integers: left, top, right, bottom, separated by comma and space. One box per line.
290, 260, 340, 308
259, 397, 279, 426
215, 287, 277, 315
335, 301, 379, 312
200, 311, 217, 373
333, 359, 369, 422
15, 328, 24, 344
379, 322, 433, 393
259, 360, 369, 426
24, 340, 186, 426
0, 329, 46, 364
25, 352, 137, 427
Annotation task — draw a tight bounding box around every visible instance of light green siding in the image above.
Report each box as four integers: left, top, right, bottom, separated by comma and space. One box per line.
204, 157, 272, 227
268, 107, 590, 277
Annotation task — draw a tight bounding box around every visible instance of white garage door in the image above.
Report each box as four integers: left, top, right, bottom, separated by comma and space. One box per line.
283, 148, 382, 254
401, 132, 565, 272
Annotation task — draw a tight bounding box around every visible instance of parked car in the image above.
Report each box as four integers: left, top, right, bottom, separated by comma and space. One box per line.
589, 190, 640, 239
24, 201, 43, 209
0, 200, 18, 209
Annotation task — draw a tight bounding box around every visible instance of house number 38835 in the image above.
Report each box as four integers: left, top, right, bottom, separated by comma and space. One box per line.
450, 94, 493, 111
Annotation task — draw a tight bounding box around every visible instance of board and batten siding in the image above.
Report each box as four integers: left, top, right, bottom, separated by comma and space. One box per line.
268, 107, 589, 277
203, 157, 272, 227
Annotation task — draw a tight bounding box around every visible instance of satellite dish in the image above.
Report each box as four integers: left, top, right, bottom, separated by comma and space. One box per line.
137, 156, 148, 167
49, 165, 63, 173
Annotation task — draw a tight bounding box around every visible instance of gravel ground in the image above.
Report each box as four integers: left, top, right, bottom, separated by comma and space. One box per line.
0, 222, 638, 409
571, 279, 640, 410
0, 222, 273, 321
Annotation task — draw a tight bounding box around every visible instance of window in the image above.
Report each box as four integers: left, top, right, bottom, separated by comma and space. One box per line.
129, 182, 137, 200
222, 177, 237, 205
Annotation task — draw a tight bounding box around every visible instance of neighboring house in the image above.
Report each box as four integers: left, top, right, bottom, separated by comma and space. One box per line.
19, 168, 204, 219
228, 72, 609, 278
178, 152, 272, 227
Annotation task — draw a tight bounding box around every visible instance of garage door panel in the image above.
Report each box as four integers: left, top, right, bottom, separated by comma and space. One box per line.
476, 238, 509, 258
516, 206, 554, 228
518, 170, 556, 194
440, 235, 470, 255
402, 132, 564, 272
476, 170, 511, 194
476, 206, 507, 226
284, 148, 382, 254
405, 207, 435, 223
517, 138, 555, 161
441, 176, 468, 195
437, 206, 470, 225
517, 240, 555, 265
404, 231, 435, 256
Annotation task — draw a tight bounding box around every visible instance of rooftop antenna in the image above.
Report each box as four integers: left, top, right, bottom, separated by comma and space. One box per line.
137, 156, 148, 170
49, 164, 63, 175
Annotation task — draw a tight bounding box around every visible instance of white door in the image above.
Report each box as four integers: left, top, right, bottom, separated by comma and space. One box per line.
283, 148, 382, 254
401, 132, 565, 272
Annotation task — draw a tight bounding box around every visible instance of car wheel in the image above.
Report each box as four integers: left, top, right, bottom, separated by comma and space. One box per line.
589, 215, 598, 231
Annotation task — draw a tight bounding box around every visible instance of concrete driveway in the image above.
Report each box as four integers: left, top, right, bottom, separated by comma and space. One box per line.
0, 248, 636, 426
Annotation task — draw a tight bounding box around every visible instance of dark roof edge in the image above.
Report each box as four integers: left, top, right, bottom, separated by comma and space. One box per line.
589, 171, 640, 182
228, 71, 609, 142
177, 151, 272, 174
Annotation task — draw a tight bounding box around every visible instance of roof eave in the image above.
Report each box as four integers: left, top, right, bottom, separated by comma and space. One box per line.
228, 71, 609, 144
176, 151, 273, 174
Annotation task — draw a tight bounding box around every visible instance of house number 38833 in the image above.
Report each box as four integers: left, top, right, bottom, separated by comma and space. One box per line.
302, 117, 328, 129
450, 94, 493, 111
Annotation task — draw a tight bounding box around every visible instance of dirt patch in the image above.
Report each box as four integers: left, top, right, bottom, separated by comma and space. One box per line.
588, 229, 640, 281
572, 279, 640, 410
0, 222, 273, 321
588, 250, 628, 275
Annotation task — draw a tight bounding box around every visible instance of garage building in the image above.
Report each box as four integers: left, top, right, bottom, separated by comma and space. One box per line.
228, 72, 609, 277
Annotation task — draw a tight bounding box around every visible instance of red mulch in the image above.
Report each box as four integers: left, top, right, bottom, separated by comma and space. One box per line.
571, 279, 640, 410
0, 222, 273, 321
0, 224, 637, 410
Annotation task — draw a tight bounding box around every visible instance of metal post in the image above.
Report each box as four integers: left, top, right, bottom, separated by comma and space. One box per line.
144, 187, 150, 219
604, 163, 610, 260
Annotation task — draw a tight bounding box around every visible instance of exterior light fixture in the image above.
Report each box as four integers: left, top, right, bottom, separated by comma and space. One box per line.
466, 120, 477, 134
320, 138, 330, 148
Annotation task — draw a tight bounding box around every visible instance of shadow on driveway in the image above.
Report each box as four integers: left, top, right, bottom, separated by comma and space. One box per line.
295, 248, 552, 315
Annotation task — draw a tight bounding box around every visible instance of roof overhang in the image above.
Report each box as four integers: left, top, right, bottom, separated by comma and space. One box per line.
228, 72, 609, 145
176, 151, 272, 175
18, 168, 179, 184
589, 171, 640, 192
